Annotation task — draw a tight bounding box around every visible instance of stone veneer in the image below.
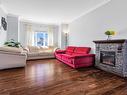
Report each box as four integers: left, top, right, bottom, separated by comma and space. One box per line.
93, 39, 127, 77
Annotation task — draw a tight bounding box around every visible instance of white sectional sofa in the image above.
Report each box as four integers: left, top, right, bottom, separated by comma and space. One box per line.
0, 47, 27, 70
26, 46, 57, 60
0, 46, 57, 70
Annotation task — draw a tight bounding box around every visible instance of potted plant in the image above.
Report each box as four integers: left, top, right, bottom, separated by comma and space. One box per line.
105, 30, 116, 40
4, 39, 21, 48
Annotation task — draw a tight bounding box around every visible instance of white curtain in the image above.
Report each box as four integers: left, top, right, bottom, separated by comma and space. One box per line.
48, 25, 54, 46
26, 24, 34, 46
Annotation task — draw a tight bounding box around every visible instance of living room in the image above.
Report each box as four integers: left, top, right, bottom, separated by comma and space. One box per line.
0, 0, 127, 95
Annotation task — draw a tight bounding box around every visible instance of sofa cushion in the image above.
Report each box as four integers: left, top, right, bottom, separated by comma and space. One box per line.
66, 51, 73, 55
61, 54, 73, 63
69, 54, 95, 58
39, 46, 48, 50
55, 54, 62, 59
66, 46, 75, 55
39, 46, 55, 52
27, 46, 40, 52
70, 54, 85, 57
42, 49, 53, 53
66, 46, 75, 52
28, 52, 39, 57
48, 46, 55, 49
38, 52, 53, 56
74, 47, 91, 54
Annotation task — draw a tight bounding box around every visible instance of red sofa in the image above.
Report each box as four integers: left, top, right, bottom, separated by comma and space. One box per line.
54, 46, 95, 68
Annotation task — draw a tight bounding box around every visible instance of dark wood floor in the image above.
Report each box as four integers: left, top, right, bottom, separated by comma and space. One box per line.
0, 59, 127, 95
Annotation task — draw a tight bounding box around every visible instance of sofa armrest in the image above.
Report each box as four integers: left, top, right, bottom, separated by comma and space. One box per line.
0, 51, 27, 56
55, 50, 66, 54
23, 48, 29, 53
53, 47, 59, 52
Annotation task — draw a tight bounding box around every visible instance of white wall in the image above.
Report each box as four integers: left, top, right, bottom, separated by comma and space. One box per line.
19, 21, 27, 46
58, 24, 69, 49
7, 15, 19, 41
0, 7, 7, 46
53, 26, 59, 46
69, 0, 127, 53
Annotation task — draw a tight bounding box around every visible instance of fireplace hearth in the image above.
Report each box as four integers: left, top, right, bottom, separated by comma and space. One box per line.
93, 39, 127, 77
100, 51, 115, 66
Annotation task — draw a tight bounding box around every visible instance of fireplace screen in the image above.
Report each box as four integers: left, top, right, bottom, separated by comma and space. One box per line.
100, 51, 115, 66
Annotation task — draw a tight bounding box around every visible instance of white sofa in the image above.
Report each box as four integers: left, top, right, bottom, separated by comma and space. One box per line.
26, 46, 57, 60
0, 47, 27, 70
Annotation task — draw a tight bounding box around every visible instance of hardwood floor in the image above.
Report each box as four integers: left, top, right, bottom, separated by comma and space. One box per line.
0, 59, 127, 95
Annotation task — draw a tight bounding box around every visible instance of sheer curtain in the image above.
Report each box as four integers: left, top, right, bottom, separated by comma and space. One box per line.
25, 24, 34, 46
48, 25, 54, 46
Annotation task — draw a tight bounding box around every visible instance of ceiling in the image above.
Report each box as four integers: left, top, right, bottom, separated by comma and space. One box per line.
1, 0, 110, 24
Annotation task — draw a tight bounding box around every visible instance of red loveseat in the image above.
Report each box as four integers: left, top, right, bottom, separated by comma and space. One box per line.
54, 46, 95, 68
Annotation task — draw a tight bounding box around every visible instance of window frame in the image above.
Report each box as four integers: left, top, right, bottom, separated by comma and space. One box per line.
34, 31, 48, 47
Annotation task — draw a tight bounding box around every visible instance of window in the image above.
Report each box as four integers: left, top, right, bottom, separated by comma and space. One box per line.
34, 32, 48, 46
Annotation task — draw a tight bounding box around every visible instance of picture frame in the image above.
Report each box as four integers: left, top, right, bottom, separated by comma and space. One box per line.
1, 17, 7, 31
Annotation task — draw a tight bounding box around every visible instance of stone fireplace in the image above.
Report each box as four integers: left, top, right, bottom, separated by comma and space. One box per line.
93, 39, 127, 77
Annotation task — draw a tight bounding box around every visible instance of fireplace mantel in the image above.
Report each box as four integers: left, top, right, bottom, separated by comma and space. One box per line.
93, 39, 126, 44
